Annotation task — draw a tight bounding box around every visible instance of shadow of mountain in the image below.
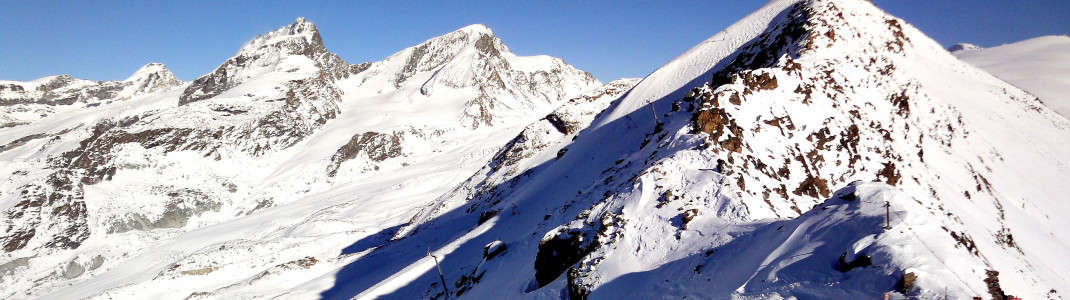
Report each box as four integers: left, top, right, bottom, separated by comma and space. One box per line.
341, 224, 404, 255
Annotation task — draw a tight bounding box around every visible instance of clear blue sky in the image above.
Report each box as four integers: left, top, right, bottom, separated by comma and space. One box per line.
1, 1, 1066, 83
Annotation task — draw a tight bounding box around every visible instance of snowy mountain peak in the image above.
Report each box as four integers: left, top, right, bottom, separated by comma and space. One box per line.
238, 17, 322, 54
123, 62, 172, 82
121, 62, 182, 96
350, 23, 598, 127
0, 63, 185, 127
948, 43, 983, 53
385, 23, 512, 84
180, 17, 348, 105
456, 23, 494, 36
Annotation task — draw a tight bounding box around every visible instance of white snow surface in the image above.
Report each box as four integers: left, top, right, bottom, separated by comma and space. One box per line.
1, 1, 1069, 300
954, 35, 1070, 119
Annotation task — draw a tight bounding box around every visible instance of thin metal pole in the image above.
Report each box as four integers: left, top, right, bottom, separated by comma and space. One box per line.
429, 248, 449, 298
884, 201, 892, 229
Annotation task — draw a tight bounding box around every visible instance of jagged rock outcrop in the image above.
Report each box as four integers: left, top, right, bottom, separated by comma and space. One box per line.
327, 131, 405, 177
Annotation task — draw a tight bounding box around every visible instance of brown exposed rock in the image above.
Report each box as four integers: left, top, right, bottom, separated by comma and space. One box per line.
994, 227, 1021, 253
793, 174, 830, 199
808, 127, 836, 150
709, 3, 810, 87
682, 209, 699, 226
984, 270, 1006, 300
289, 256, 319, 269
545, 113, 573, 134
794, 83, 815, 104
179, 267, 218, 276
741, 72, 778, 92
694, 107, 744, 153
728, 93, 742, 106
888, 90, 911, 116
2, 229, 34, 252
877, 162, 901, 186
946, 228, 979, 256
883, 19, 910, 52
899, 272, 916, 293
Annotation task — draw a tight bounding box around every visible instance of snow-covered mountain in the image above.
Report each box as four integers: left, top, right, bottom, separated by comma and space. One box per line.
0, 18, 599, 299
0, 63, 182, 128
952, 35, 1070, 119
2, 0, 1069, 299
348, 24, 599, 128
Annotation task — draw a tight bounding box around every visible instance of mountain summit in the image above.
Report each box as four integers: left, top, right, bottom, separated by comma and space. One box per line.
350, 23, 599, 127
179, 18, 349, 105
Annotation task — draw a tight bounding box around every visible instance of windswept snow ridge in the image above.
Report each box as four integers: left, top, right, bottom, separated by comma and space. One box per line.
954, 35, 1070, 119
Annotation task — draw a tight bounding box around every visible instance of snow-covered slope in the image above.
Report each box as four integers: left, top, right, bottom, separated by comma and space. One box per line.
953, 35, 1070, 119
2, 1, 1069, 299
